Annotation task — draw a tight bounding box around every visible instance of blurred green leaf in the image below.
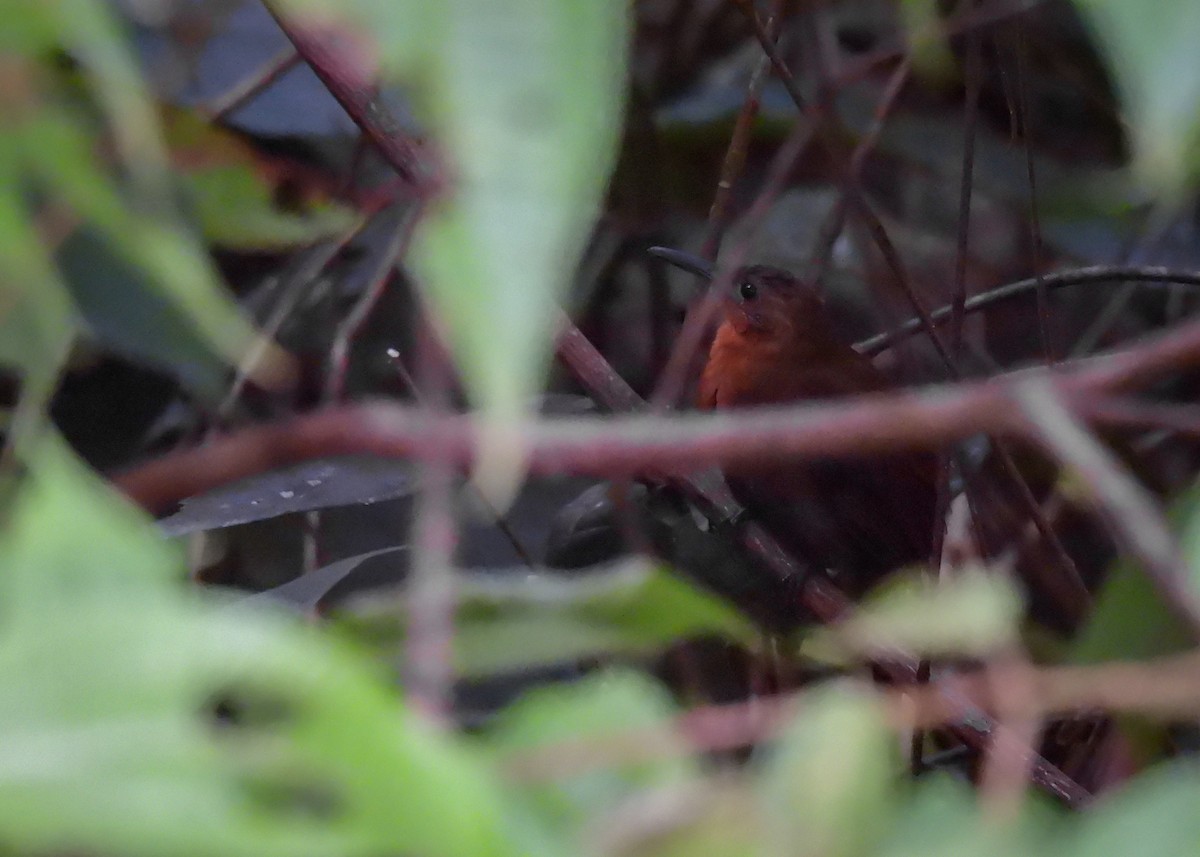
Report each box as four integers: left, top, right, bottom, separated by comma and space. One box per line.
164, 110, 358, 251
0, 436, 553, 857
1069, 556, 1194, 665
268, 0, 630, 499
52, 0, 174, 199
486, 670, 695, 831
414, 1, 628, 413
1069, 481, 1200, 764
416, 1, 627, 500
0, 6, 299, 410
1072, 0, 1200, 195
17, 106, 296, 393
803, 568, 1023, 663
1067, 552, 1189, 764
454, 562, 760, 676
589, 780, 764, 857
876, 775, 1058, 857
1059, 760, 1200, 857
759, 682, 897, 857
0, 148, 76, 453
899, 0, 957, 85
186, 163, 358, 250
1070, 478, 1200, 665
56, 229, 233, 400
454, 613, 637, 676
349, 561, 759, 678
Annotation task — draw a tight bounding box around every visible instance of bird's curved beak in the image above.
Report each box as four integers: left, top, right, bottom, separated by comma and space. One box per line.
647, 246, 714, 280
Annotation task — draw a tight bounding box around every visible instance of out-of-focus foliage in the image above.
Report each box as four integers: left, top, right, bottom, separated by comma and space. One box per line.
164, 109, 359, 251
6, 0, 1200, 856
273, 0, 630, 500
1072, 0, 1200, 197
0, 1, 296, 434
804, 568, 1023, 663
0, 437, 543, 857
343, 559, 760, 676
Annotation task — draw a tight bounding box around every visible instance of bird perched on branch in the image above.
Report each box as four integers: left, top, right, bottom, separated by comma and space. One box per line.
650, 246, 938, 594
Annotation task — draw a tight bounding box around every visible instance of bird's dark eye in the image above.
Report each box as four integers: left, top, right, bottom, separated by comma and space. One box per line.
738, 281, 757, 301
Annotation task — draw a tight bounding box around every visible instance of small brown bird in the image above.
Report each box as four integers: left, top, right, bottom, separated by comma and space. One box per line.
651, 247, 937, 592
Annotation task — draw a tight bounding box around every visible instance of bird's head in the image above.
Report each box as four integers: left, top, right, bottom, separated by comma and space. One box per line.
649, 246, 828, 344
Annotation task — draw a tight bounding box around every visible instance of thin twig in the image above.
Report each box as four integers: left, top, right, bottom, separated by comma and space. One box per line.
697, 0, 784, 260
950, 24, 983, 360
324, 204, 422, 402
203, 46, 300, 121
1011, 19, 1054, 362
221, 219, 369, 414
811, 58, 912, 287
857, 265, 1200, 357
989, 446, 1091, 624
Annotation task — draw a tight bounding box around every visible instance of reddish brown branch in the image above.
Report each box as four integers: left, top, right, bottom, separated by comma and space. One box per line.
264, 2, 429, 190
118, 312, 1200, 514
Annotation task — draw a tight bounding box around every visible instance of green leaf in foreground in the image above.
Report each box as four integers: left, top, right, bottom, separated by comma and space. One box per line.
1059, 760, 1200, 857
260, 0, 630, 499
1070, 476, 1200, 666
412, 1, 628, 414
1072, 0, 1200, 195
412, 0, 628, 501
759, 682, 897, 857
803, 568, 1023, 664
485, 670, 694, 832
0, 436, 549, 857
876, 775, 1058, 857
372, 560, 758, 677
164, 110, 359, 251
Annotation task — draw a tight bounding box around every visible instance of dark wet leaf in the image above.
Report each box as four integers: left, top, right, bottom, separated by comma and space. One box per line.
246, 547, 409, 615
57, 228, 232, 401
159, 457, 416, 536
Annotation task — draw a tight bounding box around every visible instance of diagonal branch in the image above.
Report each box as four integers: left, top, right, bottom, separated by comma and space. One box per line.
1014, 378, 1200, 639
263, 1, 430, 191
